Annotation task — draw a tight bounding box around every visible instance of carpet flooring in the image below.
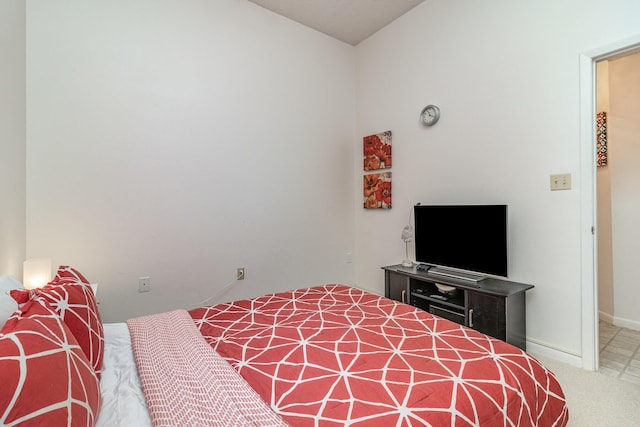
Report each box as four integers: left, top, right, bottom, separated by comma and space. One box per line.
534, 354, 640, 426
532, 323, 640, 426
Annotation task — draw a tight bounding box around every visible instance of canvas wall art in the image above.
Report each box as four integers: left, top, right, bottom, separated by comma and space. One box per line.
363, 131, 392, 171
363, 172, 392, 209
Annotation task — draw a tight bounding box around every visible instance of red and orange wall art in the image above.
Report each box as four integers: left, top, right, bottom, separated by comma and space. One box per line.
363, 172, 392, 209
363, 130, 392, 171
363, 131, 392, 209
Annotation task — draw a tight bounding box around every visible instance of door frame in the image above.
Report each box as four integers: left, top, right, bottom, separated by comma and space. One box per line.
579, 34, 640, 371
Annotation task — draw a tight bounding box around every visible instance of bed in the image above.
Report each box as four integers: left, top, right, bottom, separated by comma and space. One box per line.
1, 268, 569, 426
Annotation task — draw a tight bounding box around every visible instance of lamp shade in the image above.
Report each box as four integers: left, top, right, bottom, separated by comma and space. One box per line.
23, 258, 52, 289
401, 225, 414, 243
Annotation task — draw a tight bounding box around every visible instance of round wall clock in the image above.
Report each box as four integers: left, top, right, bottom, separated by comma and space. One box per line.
420, 105, 440, 126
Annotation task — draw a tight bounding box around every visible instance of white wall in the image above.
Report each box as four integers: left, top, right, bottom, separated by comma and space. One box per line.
0, 0, 26, 277
23, 0, 640, 362
353, 0, 640, 359
609, 51, 640, 330
26, 0, 356, 322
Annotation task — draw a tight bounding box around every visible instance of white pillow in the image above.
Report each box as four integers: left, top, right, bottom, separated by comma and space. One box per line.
0, 275, 24, 329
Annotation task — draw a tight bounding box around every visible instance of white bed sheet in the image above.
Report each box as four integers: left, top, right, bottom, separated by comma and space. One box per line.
95, 323, 152, 427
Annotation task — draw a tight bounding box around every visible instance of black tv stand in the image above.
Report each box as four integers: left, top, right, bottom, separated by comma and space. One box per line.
382, 264, 534, 350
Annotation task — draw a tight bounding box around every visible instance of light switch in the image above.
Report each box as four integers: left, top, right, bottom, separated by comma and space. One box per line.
550, 173, 572, 191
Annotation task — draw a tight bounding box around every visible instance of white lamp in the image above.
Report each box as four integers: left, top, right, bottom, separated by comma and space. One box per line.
401, 225, 414, 267
23, 258, 52, 289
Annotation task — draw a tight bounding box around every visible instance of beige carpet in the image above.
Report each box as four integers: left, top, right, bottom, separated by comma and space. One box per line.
534, 355, 640, 426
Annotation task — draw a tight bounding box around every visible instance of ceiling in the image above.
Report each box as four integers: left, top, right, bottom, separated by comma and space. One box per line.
248, 0, 425, 46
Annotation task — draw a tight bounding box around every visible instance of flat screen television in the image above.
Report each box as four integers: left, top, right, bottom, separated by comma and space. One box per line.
414, 204, 508, 278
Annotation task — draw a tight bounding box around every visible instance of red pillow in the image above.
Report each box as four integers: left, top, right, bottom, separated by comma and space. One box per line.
50, 265, 90, 285
0, 299, 101, 425
11, 281, 105, 376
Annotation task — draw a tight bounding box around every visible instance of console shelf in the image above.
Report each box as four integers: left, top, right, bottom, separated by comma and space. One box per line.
382, 264, 534, 350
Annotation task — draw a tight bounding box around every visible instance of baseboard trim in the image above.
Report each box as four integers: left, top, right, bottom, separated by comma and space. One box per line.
612, 316, 640, 332
598, 310, 640, 331
526, 340, 584, 369
599, 310, 614, 325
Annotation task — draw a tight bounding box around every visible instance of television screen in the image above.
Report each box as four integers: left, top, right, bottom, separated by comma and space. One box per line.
414, 205, 508, 278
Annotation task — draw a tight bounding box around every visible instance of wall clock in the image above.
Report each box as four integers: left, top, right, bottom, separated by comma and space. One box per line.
420, 105, 440, 126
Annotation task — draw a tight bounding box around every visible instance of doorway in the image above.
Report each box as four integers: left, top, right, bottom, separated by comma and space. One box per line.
580, 34, 640, 371
595, 51, 640, 380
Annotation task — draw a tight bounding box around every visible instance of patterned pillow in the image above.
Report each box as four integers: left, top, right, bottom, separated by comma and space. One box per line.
50, 265, 90, 285
0, 299, 101, 425
11, 280, 105, 376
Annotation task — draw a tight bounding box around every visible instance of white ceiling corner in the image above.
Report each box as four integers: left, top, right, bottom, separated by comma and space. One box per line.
247, 0, 425, 46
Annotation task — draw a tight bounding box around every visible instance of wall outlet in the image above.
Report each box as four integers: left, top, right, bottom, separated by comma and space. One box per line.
138, 276, 151, 293
346, 252, 353, 264
237, 268, 245, 280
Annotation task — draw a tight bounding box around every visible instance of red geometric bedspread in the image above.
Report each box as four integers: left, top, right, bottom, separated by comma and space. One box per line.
189, 285, 569, 427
